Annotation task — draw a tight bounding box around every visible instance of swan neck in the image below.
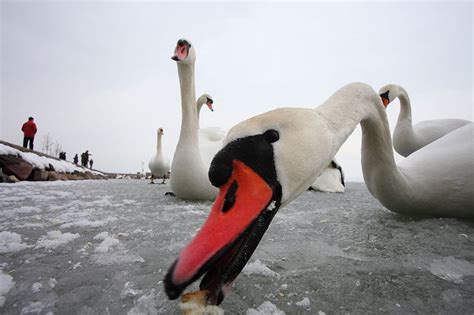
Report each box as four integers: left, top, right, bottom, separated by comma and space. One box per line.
319, 84, 410, 201
177, 63, 199, 144
156, 133, 162, 152
397, 88, 412, 124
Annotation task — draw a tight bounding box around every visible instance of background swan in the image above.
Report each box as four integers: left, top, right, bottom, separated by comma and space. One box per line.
170, 39, 218, 200
196, 94, 227, 168
310, 159, 345, 192
379, 84, 471, 157
165, 82, 473, 306
148, 128, 170, 184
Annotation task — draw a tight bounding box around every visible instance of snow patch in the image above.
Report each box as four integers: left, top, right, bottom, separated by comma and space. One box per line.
296, 297, 310, 307
20, 301, 44, 315
430, 256, 474, 284
48, 278, 57, 288
60, 218, 116, 229
243, 259, 280, 279
127, 289, 159, 315
246, 301, 285, 315
121, 282, 143, 299
94, 235, 120, 253
32, 282, 42, 292
0, 231, 30, 253
0, 270, 14, 307
35, 230, 80, 249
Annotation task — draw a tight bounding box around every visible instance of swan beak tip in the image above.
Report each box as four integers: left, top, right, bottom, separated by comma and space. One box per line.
171, 56, 179, 61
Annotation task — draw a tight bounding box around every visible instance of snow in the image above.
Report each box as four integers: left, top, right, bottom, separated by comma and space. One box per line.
0, 270, 14, 307
247, 301, 285, 315
243, 259, 281, 279
31, 282, 42, 292
295, 297, 310, 307
0, 143, 103, 175
0, 231, 30, 253
0, 180, 473, 314
35, 230, 80, 249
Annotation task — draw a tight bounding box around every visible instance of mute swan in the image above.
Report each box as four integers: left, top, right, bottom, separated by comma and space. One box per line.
196, 94, 227, 168
164, 82, 473, 305
148, 128, 170, 184
309, 159, 345, 192
170, 39, 219, 200
379, 84, 471, 157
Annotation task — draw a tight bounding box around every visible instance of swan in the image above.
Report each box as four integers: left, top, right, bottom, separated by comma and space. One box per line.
196, 94, 227, 168
148, 128, 170, 184
170, 39, 219, 200
164, 82, 473, 305
379, 84, 471, 157
309, 159, 345, 192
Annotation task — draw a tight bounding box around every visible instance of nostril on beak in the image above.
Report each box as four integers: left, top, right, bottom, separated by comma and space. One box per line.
222, 181, 238, 213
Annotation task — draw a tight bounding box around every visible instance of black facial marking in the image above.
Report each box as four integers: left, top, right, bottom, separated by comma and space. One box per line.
379, 90, 390, 102
222, 181, 238, 213
207, 97, 214, 104
263, 129, 279, 143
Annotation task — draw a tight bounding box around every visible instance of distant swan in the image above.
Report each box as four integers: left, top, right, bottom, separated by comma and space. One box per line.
379, 84, 471, 157
148, 128, 170, 184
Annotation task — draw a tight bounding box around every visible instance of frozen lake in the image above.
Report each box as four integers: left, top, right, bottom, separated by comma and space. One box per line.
1, 180, 473, 314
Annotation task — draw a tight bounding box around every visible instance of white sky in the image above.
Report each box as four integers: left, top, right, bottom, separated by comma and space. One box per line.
1, 1, 472, 180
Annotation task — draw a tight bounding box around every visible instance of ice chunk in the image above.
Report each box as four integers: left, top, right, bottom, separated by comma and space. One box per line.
296, 297, 310, 307
246, 301, 285, 315
121, 282, 143, 299
243, 259, 280, 279
0, 270, 14, 307
127, 289, 158, 315
48, 278, 57, 288
94, 236, 120, 253
32, 282, 42, 292
0, 231, 30, 253
35, 230, 80, 249
430, 256, 474, 284
20, 301, 44, 315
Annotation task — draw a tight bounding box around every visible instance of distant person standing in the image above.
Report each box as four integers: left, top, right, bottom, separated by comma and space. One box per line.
73, 154, 79, 164
81, 150, 91, 167
89, 159, 94, 169
21, 117, 37, 150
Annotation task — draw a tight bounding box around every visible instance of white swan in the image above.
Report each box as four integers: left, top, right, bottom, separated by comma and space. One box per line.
379, 84, 471, 157
170, 39, 218, 200
148, 128, 170, 184
164, 82, 473, 305
196, 94, 227, 168
310, 159, 345, 193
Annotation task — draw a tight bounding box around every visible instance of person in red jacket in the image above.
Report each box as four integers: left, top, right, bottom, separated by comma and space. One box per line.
21, 117, 37, 150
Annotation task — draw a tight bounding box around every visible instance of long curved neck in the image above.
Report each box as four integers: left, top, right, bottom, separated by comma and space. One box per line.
196, 96, 206, 128
156, 133, 162, 153
318, 83, 411, 205
177, 63, 198, 146
396, 87, 412, 125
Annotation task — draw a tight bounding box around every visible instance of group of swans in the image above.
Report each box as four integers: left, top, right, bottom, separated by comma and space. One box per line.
165, 81, 473, 305
167, 38, 344, 199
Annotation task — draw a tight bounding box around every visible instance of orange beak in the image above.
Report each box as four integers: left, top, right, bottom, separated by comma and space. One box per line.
382, 97, 389, 107
165, 160, 276, 304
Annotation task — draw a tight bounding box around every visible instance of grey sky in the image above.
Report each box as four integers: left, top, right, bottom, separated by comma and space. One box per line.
1, 1, 472, 180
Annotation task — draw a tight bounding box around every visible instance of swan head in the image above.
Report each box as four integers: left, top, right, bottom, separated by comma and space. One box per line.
171, 38, 196, 64
197, 94, 214, 112
378, 84, 401, 108
158, 128, 164, 135
164, 107, 332, 305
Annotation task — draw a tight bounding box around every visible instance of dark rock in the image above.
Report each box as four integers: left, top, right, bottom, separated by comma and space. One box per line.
29, 169, 48, 181
0, 155, 33, 180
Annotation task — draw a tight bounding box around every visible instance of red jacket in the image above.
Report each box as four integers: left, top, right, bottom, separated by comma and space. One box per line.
22, 120, 37, 137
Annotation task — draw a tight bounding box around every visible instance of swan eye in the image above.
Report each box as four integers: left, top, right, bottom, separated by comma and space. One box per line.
263, 129, 279, 143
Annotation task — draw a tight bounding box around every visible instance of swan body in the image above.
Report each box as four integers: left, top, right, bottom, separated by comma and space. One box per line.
379, 84, 471, 157
165, 82, 473, 306
170, 39, 218, 200
148, 128, 170, 184
310, 159, 345, 193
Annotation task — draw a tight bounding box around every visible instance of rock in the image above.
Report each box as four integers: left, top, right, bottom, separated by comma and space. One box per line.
65, 173, 80, 180
47, 171, 61, 181
0, 155, 33, 180
29, 169, 49, 181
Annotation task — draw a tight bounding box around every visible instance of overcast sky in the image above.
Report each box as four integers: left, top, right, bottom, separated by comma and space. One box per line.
1, 1, 472, 180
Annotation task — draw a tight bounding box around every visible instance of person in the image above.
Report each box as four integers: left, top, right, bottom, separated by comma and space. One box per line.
81, 150, 91, 167
89, 159, 94, 169
73, 154, 79, 164
21, 117, 37, 150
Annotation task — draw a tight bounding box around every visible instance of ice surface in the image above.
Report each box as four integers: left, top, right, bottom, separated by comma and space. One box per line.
0, 180, 473, 314
0, 270, 14, 307
295, 297, 310, 307
246, 301, 285, 315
